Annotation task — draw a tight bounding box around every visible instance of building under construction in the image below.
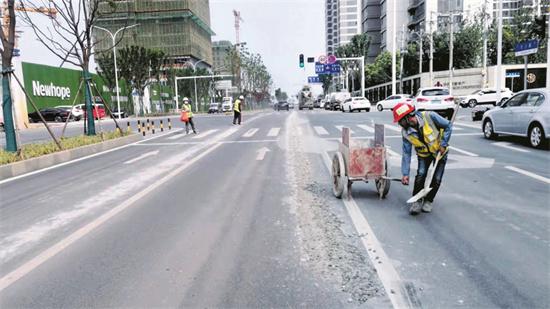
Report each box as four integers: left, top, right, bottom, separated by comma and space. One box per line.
94, 0, 214, 67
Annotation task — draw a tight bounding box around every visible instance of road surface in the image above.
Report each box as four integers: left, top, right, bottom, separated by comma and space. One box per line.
1, 109, 548, 308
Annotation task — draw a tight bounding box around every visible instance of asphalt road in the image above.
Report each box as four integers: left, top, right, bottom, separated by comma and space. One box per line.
0, 108, 548, 308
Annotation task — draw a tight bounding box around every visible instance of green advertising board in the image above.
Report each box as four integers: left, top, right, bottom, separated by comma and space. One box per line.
22, 62, 115, 111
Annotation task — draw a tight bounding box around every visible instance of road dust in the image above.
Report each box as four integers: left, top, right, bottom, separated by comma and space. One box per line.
282, 112, 387, 305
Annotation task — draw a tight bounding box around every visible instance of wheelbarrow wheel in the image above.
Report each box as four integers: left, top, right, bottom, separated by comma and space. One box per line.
375, 160, 391, 199
332, 152, 346, 198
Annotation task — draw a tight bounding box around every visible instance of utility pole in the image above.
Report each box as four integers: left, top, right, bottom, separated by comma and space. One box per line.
399, 24, 406, 93
429, 11, 436, 86
496, 0, 503, 103
391, 0, 396, 95
481, 0, 489, 88
547, 6, 550, 89
449, 12, 454, 94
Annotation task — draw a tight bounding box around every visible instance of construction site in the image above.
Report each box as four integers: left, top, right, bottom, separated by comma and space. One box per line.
95, 0, 214, 67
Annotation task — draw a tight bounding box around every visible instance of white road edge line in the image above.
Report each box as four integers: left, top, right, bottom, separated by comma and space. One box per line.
0, 142, 224, 292
505, 166, 550, 184
0, 129, 183, 185
322, 153, 413, 309
449, 146, 478, 157
493, 142, 530, 153
123, 150, 159, 164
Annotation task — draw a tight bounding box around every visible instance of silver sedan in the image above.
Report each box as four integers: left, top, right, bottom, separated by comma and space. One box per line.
482, 88, 550, 149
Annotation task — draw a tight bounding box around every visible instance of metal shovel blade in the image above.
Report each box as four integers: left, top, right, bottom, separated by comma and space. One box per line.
406, 154, 441, 203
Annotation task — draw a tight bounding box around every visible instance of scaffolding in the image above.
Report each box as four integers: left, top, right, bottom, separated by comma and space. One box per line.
95, 0, 214, 65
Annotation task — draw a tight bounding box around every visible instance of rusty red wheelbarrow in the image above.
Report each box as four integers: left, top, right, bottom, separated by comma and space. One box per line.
332, 124, 397, 199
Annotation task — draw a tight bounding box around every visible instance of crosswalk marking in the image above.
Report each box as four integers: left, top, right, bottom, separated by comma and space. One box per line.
314, 126, 329, 135
493, 142, 530, 153
335, 125, 354, 133
385, 125, 402, 132
357, 124, 374, 133
267, 127, 281, 137
192, 129, 218, 139
167, 133, 184, 140
449, 146, 478, 157
455, 122, 481, 129
242, 128, 259, 137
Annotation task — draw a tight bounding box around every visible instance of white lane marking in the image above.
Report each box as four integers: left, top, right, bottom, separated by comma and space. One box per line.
385, 125, 402, 132
192, 129, 218, 139
322, 153, 413, 309
134, 139, 279, 146
322, 132, 484, 141
267, 127, 281, 137
452, 126, 464, 131
357, 124, 375, 133
0, 142, 223, 292
256, 147, 270, 160
505, 166, 550, 184
493, 142, 530, 153
296, 127, 304, 136
314, 126, 329, 135
335, 125, 354, 133
123, 150, 159, 164
449, 146, 478, 157
454, 122, 481, 129
167, 132, 186, 140
0, 129, 183, 185
242, 128, 259, 137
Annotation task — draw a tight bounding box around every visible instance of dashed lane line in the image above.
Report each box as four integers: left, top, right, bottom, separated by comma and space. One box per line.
505, 166, 550, 184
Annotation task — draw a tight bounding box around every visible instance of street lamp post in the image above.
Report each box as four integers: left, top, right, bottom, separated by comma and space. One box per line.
186, 59, 208, 113
93, 24, 139, 120
496, 0, 503, 103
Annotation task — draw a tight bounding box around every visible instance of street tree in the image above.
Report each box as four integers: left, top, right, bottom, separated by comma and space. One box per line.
117, 46, 165, 116
0, 0, 18, 151
18, 0, 116, 135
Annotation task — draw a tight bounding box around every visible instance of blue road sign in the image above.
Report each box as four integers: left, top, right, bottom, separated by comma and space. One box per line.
308, 76, 321, 83
515, 40, 539, 57
315, 62, 340, 74
506, 72, 520, 78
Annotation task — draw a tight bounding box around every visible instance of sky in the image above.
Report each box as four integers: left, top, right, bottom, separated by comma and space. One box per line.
17, 0, 326, 96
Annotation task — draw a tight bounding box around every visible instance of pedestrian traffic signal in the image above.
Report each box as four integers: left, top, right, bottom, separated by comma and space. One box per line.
299, 54, 304, 68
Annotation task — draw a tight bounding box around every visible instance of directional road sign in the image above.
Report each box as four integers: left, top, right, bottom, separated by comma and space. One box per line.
506, 72, 520, 78
308, 76, 322, 83
315, 62, 340, 74
515, 40, 539, 57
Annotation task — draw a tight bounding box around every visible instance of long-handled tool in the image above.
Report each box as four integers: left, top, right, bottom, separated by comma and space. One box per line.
406, 101, 459, 204
406, 153, 441, 203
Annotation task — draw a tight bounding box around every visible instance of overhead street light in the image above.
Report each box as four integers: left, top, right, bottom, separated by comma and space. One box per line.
93, 24, 140, 120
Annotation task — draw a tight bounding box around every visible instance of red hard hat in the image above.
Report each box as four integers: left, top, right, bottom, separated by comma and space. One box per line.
393, 102, 415, 123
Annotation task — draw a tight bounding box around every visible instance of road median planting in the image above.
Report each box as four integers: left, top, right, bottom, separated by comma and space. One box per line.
0, 131, 142, 180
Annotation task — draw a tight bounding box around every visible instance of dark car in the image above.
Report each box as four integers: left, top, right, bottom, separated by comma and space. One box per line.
472, 98, 507, 121
28, 107, 71, 123
276, 101, 290, 111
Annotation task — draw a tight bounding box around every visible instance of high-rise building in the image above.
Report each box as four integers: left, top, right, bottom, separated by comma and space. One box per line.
212, 40, 232, 75
325, 0, 362, 55
491, 0, 549, 23
326, 0, 339, 55
339, 0, 362, 46
362, 0, 382, 62
94, 0, 214, 67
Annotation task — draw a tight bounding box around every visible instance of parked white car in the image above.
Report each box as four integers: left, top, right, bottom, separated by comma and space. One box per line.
460, 88, 513, 108
413, 87, 456, 119
342, 97, 371, 112
375, 94, 413, 111
482, 88, 549, 149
